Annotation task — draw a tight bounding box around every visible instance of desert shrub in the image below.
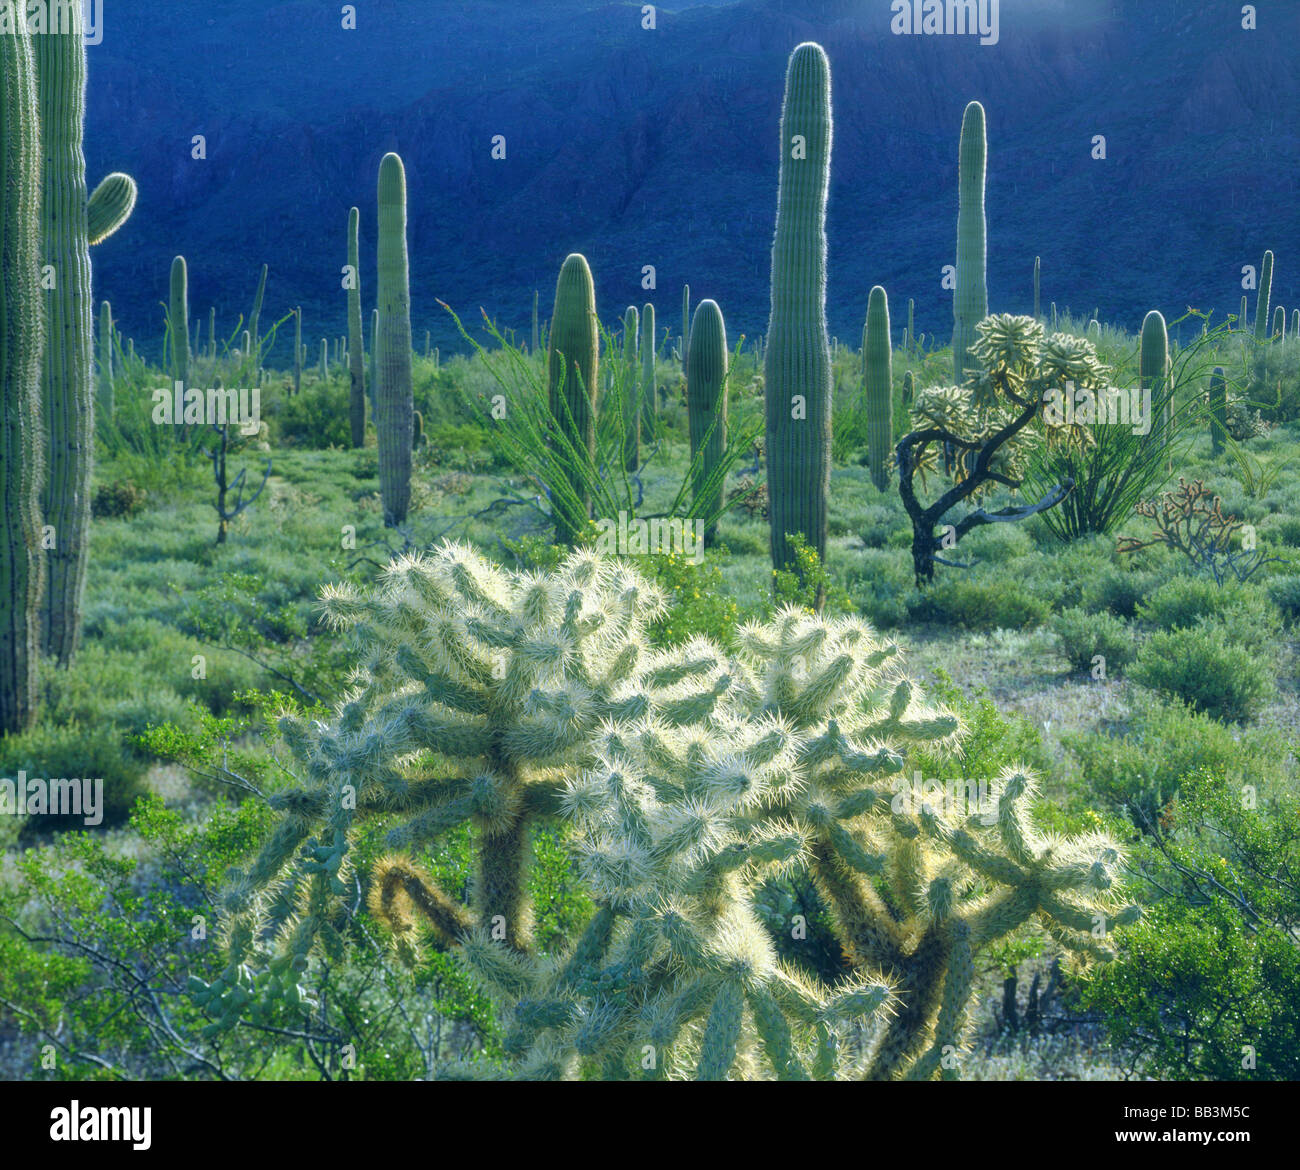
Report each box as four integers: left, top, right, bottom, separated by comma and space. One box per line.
1130, 624, 1274, 723
1266, 574, 1300, 624
91, 479, 148, 519
1135, 577, 1281, 651
273, 382, 352, 448
0, 722, 148, 834
1050, 607, 1135, 675
844, 547, 914, 628
1077, 565, 1164, 619
1082, 767, 1300, 1080
907, 573, 1050, 632
1062, 694, 1290, 828
646, 550, 747, 647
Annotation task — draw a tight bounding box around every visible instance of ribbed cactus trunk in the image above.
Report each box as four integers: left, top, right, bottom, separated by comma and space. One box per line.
622, 304, 640, 472
1254, 250, 1273, 343
368, 308, 378, 407
864, 285, 893, 492
292, 307, 301, 395
1273, 305, 1285, 341
764, 42, 833, 606
952, 101, 987, 384
547, 253, 599, 547
376, 153, 413, 527
1240, 294, 1249, 331
170, 255, 189, 387
1292, 309, 1299, 340
35, 17, 94, 665
0, 24, 46, 734
97, 299, 113, 420
248, 261, 268, 362
1208, 366, 1227, 456
687, 300, 729, 546
641, 301, 657, 440
1033, 255, 1041, 320
1140, 310, 1170, 449
347, 206, 366, 447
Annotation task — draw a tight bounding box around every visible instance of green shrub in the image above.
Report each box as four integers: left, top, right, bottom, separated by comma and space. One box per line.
1078, 565, 1164, 619
1135, 577, 1281, 651
844, 548, 914, 628
0, 723, 148, 834
1082, 768, 1300, 1080
273, 382, 352, 448
1130, 624, 1274, 723
1266, 574, 1300, 624
1050, 607, 1135, 675
91, 479, 148, 519
907, 573, 1050, 632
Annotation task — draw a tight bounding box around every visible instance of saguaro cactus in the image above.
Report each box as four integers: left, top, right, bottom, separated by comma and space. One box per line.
641, 301, 657, 439
1273, 305, 1286, 341
248, 261, 268, 361
347, 206, 366, 446
369, 307, 378, 407
1240, 294, 1249, 331
376, 152, 414, 527
97, 300, 113, 419
907, 297, 915, 351
686, 299, 729, 545
547, 253, 599, 546
1254, 250, 1273, 343
622, 304, 640, 471
1140, 310, 1170, 447
170, 256, 189, 387
292, 307, 302, 395
0, 23, 46, 734
952, 100, 987, 385
319, 338, 328, 381
1292, 309, 1299, 340
765, 42, 834, 604
1033, 255, 1041, 320
36, 8, 134, 664
682, 283, 691, 364
864, 285, 893, 491
1208, 366, 1228, 456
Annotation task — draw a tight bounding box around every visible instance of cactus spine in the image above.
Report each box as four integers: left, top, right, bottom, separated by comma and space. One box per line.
864, 284, 893, 492
1140, 310, 1170, 447
622, 304, 640, 471
0, 22, 46, 733
347, 206, 366, 446
952, 101, 987, 384
641, 301, 656, 440
170, 255, 189, 387
1208, 365, 1227, 456
1254, 250, 1273, 342
686, 299, 728, 546
765, 42, 833, 602
1033, 255, 1041, 320
546, 253, 599, 546
376, 152, 414, 527
97, 299, 113, 419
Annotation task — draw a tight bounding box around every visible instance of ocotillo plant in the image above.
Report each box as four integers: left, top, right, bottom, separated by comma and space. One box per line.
97, 300, 113, 419
376, 152, 414, 527
0, 22, 46, 734
641, 301, 657, 440
622, 305, 640, 471
170, 256, 190, 388
293, 307, 302, 395
1140, 310, 1171, 448
546, 253, 599, 546
952, 101, 987, 385
347, 206, 366, 447
1033, 255, 1041, 319
35, 7, 135, 665
1208, 366, 1228, 456
686, 299, 729, 545
1254, 250, 1273, 343
248, 261, 268, 361
765, 42, 833, 607
864, 285, 893, 492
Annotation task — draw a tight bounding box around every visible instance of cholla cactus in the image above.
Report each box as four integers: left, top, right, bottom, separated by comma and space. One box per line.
447, 604, 1136, 1080
207, 547, 1137, 1079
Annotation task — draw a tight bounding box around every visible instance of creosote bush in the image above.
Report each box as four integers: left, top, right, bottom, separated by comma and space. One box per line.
206, 545, 1138, 1080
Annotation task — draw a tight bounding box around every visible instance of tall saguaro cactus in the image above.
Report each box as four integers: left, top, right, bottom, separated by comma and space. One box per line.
1140, 310, 1170, 447
347, 206, 366, 447
1033, 255, 1041, 320
1254, 250, 1273, 343
0, 24, 46, 734
952, 100, 988, 386
292, 306, 302, 395
248, 261, 268, 362
547, 253, 599, 546
97, 300, 113, 419
864, 284, 893, 491
682, 284, 691, 364
622, 304, 640, 471
35, 10, 134, 664
687, 299, 729, 545
641, 301, 657, 439
765, 42, 834, 605
170, 255, 189, 388
1208, 366, 1228, 456
1273, 305, 1286, 341
376, 152, 414, 527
